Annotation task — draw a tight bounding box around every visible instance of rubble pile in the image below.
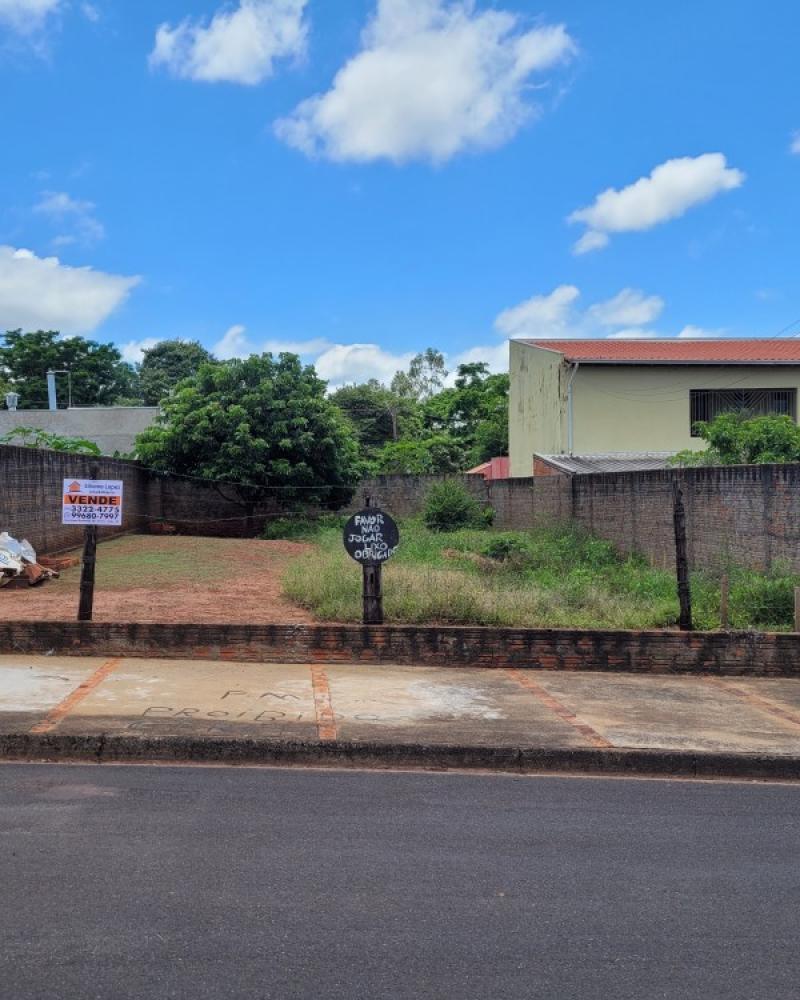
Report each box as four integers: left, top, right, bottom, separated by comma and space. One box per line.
0, 532, 60, 588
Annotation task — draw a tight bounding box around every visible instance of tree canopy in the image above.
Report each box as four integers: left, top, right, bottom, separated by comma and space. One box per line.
138, 339, 213, 405
0, 330, 137, 408
136, 353, 361, 510
674, 412, 800, 466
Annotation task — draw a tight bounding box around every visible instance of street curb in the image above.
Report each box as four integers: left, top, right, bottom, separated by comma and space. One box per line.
3, 733, 800, 781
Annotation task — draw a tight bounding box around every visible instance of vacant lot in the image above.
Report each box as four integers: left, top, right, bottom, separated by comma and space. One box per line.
283, 520, 800, 632
1, 535, 314, 624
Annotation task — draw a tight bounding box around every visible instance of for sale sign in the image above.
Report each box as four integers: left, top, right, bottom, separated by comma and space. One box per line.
62, 479, 124, 526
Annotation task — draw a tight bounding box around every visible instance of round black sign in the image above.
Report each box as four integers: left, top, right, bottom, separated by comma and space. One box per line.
343, 509, 400, 565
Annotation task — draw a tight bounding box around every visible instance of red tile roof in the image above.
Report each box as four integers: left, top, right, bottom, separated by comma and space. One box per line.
521, 339, 800, 364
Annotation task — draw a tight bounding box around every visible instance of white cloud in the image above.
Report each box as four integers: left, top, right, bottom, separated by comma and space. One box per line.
275, 0, 575, 164
314, 343, 414, 385
150, 0, 308, 85
790, 131, 800, 155
81, 2, 100, 22
606, 328, 657, 340
34, 190, 105, 245
677, 325, 724, 339
121, 338, 162, 364
495, 284, 715, 342
450, 341, 508, 373
494, 285, 580, 339
0, 0, 60, 33
568, 153, 745, 253
588, 288, 664, 327
214, 324, 251, 359
572, 230, 609, 255
0, 246, 139, 334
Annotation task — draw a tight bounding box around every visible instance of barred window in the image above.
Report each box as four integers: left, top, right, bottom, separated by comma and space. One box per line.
690, 388, 797, 435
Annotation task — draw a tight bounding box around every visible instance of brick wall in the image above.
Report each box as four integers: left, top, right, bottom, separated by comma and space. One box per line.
0, 445, 278, 552
0, 620, 797, 677
349, 467, 800, 573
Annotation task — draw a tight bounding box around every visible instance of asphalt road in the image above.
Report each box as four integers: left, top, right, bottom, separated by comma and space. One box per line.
1, 765, 799, 1000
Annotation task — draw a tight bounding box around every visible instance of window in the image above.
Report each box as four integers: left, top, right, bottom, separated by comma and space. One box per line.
690, 388, 797, 435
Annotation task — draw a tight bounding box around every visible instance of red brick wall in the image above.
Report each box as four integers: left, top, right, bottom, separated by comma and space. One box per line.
0, 620, 797, 676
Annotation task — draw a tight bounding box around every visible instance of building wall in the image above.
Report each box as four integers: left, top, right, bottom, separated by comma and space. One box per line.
508, 342, 800, 473
571, 364, 800, 454
509, 341, 566, 477
0, 407, 159, 457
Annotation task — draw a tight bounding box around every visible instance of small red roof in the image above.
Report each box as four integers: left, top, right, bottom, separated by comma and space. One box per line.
521, 339, 800, 364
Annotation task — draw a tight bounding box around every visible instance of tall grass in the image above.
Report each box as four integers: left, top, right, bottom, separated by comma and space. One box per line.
281, 519, 800, 631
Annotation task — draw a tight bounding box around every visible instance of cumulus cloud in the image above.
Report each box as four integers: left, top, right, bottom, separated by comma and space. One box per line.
214, 324, 251, 359
275, 0, 576, 164
121, 338, 162, 364
677, 325, 724, 339
150, 0, 308, 85
0, 0, 60, 33
494, 285, 580, 340
587, 288, 664, 328
0, 246, 139, 334
568, 153, 745, 254
34, 190, 105, 246
494, 284, 715, 342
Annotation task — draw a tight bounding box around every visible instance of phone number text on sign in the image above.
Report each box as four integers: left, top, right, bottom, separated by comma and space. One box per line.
62, 479, 124, 527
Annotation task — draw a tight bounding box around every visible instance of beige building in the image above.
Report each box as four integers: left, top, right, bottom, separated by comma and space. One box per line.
509, 339, 800, 477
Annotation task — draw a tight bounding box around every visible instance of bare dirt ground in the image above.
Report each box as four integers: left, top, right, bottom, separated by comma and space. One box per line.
0, 535, 315, 624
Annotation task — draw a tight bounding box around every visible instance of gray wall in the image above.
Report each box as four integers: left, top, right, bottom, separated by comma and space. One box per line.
0, 407, 159, 456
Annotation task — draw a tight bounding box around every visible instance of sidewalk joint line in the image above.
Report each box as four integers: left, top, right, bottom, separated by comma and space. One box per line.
506, 670, 614, 749
29, 658, 122, 735
705, 677, 800, 733
310, 664, 338, 742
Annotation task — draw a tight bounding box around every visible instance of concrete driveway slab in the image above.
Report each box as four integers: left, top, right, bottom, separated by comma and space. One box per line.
54, 659, 318, 742
326, 664, 592, 747
535, 672, 800, 755
0, 655, 108, 734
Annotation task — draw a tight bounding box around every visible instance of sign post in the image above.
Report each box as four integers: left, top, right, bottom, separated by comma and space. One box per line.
62, 477, 124, 622
342, 505, 400, 625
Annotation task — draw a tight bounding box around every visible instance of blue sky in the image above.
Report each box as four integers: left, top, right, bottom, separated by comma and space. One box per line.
1, 0, 799, 386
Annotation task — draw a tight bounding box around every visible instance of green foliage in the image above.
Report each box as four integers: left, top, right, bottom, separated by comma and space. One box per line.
0, 329, 139, 408
261, 513, 346, 541
329, 380, 419, 461
390, 347, 448, 401
135, 353, 360, 510
139, 339, 212, 405
673, 412, 800, 466
0, 426, 101, 455
423, 362, 509, 467
375, 434, 467, 475
422, 480, 490, 531
284, 520, 800, 632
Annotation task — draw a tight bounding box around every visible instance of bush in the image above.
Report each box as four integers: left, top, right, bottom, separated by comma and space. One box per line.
730, 572, 798, 628
422, 481, 492, 532
482, 534, 530, 563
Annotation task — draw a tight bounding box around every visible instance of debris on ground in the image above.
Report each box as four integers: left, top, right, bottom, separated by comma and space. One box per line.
0, 532, 59, 588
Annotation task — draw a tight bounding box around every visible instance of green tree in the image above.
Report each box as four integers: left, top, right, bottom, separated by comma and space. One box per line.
139, 339, 213, 405
374, 434, 467, 475
391, 348, 448, 401
424, 362, 509, 466
136, 353, 360, 512
0, 330, 138, 408
330, 379, 420, 459
673, 412, 800, 466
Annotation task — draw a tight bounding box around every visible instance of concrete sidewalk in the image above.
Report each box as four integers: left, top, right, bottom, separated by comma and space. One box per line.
3, 655, 800, 779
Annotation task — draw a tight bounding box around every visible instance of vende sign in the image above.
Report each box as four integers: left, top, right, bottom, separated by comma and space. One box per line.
62, 479, 124, 526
